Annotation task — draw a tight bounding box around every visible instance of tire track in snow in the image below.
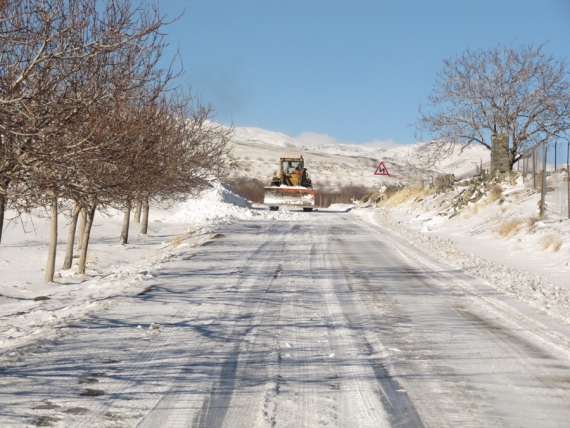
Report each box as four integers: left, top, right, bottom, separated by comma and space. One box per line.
314, 228, 411, 427
192, 251, 286, 427
138, 221, 291, 428
261, 222, 392, 427
330, 220, 492, 426
66, 223, 282, 427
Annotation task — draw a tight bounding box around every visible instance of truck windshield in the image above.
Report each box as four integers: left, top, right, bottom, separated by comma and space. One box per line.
283, 161, 301, 174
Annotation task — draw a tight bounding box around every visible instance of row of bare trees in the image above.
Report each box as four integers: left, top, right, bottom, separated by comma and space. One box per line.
0, 1, 232, 282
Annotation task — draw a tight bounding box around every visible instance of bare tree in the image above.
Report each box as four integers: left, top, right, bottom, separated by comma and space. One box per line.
119, 90, 233, 239
416, 43, 570, 170
0, 0, 174, 247
1, 0, 231, 280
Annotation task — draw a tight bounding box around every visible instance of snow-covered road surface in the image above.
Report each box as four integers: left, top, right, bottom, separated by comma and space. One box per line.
3, 211, 570, 427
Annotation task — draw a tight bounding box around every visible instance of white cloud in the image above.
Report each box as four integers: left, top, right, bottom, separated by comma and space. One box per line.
360, 139, 401, 149
296, 131, 402, 149
295, 131, 341, 146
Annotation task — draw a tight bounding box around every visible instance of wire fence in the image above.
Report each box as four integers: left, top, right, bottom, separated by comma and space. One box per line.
414, 177, 434, 189
521, 142, 570, 219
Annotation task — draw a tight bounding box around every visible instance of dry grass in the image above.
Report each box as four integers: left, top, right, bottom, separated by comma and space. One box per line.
170, 231, 195, 249
381, 186, 432, 208
75, 254, 98, 265
380, 189, 409, 208
525, 216, 540, 232
411, 188, 434, 208
86, 255, 98, 263
497, 218, 522, 237
540, 234, 563, 252
487, 184, 503, 203
139, 250, 160, 261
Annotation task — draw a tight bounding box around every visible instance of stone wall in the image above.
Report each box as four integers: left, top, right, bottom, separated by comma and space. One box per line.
434, 174, 455, 191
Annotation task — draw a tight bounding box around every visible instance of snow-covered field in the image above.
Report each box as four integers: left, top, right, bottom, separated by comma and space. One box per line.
1, 126, 570, 426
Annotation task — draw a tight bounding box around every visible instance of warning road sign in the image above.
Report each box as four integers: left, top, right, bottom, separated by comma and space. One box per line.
374, 161, 390, 176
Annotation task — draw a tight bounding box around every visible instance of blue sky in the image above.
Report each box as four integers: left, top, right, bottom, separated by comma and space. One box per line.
158, 0, 570, 147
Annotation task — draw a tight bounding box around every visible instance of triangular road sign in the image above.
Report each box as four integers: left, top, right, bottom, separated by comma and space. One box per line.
374, 161, 390, 176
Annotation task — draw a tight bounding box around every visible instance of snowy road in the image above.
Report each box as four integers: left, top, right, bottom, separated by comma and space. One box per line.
3, 211, 570, 427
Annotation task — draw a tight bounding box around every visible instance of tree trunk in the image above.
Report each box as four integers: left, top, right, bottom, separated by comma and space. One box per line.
77, 207, 87, 250
140, 197, 149, 235
0, 193, 6, 245
45, 197, 58, 283
77, 205, 96, 275
0, 178, 10, 244
62, 203, 81, 269
133, 199, 142, 223
120, 200, 132, 244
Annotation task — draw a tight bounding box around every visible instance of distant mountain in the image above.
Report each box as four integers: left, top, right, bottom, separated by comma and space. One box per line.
228, 126, 491, 189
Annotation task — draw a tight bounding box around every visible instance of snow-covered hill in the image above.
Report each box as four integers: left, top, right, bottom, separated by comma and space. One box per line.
228, 126, 491, 189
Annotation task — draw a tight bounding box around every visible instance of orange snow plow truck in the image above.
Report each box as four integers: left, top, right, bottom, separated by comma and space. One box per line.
264, 156, 315, 211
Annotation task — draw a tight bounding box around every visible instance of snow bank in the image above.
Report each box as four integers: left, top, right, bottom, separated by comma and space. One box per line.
352, 186, 570, 324
163, 181, 311, 228
324, 203, 355, 212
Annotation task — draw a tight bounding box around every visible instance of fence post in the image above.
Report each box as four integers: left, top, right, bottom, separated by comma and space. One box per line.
540, 142, 547, 218
532, 146, 536, 189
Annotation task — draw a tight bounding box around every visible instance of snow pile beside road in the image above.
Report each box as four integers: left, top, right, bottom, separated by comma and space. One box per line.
164, 182, 252, 226
351, 178, 570, 322
164, 181, 311, 228
324, 203, 356, 212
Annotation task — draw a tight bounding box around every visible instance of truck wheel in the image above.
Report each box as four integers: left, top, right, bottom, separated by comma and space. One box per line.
303, 207, 313, 212
269, 206, 279, 211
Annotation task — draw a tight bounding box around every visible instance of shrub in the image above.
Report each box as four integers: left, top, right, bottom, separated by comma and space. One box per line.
541, 234, 563, 252
497, 218, 522, 237
525, 216, 540, 232
314, 184, 373, 207
488, 184, 503, 202
170, 231, 194, 249
225, 177, 266, 203
225, 178, 375, 208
